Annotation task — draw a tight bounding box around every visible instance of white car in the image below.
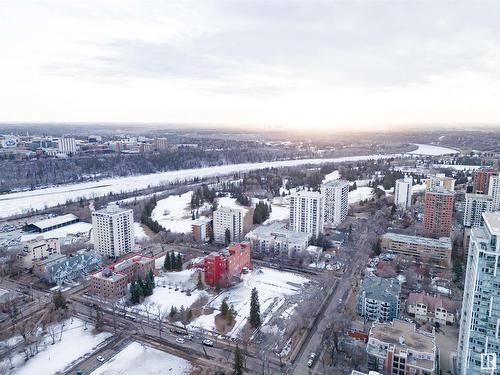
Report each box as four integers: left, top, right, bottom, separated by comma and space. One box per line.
96, 356, 105, 362
202, 339, 214, 347
175, 337, 185, 344
307, 353, 316, 368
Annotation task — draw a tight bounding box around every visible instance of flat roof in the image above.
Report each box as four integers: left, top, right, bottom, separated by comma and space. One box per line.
245, 223, 311, 243
290, 190, 322, 199
192, 217, 212, 225
322, 179, 349, 188
484, 212, 500, 236
381, 232, 451, 249
29, 214, 78, 230
426, 186, 454, 195
465, 193, 493, 201
93, 203, 131, 215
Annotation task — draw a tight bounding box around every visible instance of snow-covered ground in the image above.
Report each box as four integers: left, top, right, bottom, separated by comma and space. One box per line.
134, 222, 149, 241
217, 196, 249, 212
0, 154, 398, 218
348, 186, 374, 204
1, 318, 112, 375
190, 267, 309, 337
20, 221, 92, 242
408, 144, 458, 156
131, 269, 207, 314
92, 341, 192, 375
152, 191, 210, 234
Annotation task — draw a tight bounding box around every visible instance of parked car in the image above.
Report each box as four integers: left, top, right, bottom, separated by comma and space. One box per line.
307, 352, 316, 368
96, 356, 105, 363
176, 337, 185, 344
184, 335, 194, 341
202, 339, 214, 347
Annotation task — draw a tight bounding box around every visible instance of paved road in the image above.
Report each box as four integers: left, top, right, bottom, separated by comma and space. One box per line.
291, 224, 372, 374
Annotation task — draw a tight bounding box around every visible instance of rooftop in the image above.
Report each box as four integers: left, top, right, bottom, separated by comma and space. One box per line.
360, 274, 401, 302
368, 319, 436, 357
407, 291, 458, 313
322, 179, 349, 188
290, 190, 322, 199
28, 214, 78, 230
91, 268, 127, 281
381, 232, 451, 249
465, 193, 493, 201
192, 217, 213, 225
93, 202, 131, 215
426, 186, 454, 195
245, 222, 311, 243
483, 212, 500, 236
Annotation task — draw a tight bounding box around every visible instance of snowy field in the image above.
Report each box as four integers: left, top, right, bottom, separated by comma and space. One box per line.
432, 163, 482, 171
131, 269, 208, 314
152, 191, 210, 234
0, 154, 397, 218
2, 318, 111, 375
20, 221, 92, 242
190, 267, 309, 337
92, 341, 192, 375
348, 186, 374, 204
134, 222, 149, 241
322, 170, 340, 183
408, 144, 458, 156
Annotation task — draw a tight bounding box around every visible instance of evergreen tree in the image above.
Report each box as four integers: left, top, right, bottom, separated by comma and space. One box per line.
197, 271, 204, 289
249, 288, 261, 328
95, 306, 104, 330
228, 304, 236, 323
220, 298, 229, 318
135, 280, 144, 300
191, 210, 195, 220
187, 308, 193, 321
176, 253, 183, 271
53, 290, 67, 310
130, 281, 139, 304
169, 306, 177, 318
225, 228, 231, 245
233, 345, 244, 375
163, 252, 171, 271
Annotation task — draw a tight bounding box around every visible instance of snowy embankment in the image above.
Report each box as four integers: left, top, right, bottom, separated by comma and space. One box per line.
1, 318, 111, 375
134, 222, 149, 241
0, 154, 397, 218
189, 267, 309, 337
91, 341, 192, 375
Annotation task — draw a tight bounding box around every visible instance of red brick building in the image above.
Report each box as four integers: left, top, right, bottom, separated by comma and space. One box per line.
473, 167, 498, 194
90, 253, 155, 298
423, 187, 454, 238
204, 243, 251, 287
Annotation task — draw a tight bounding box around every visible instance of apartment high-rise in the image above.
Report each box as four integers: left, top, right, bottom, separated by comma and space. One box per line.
394, 177, 413, 210
463, 193, 493, 228
423, 187, 454, 238
92, 203, 134, 258
425, 173, 455, 191
322, 179, 349, 227
289, 190, 323, 237
457, 212, 500, 375
58, 135, 77, 154
473, 167, 498, 194
213, 206, 244, 243
488, 175, 500, 210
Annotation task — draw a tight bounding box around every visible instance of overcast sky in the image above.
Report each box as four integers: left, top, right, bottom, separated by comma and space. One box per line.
1, 1, 500, 130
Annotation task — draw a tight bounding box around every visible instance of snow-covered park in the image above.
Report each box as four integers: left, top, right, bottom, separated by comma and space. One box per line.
92, 341, 192, 375
0, 318, 112, 375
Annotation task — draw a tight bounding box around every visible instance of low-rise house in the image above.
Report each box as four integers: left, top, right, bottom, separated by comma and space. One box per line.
366, 320, 437, 375
356, 275, 401, 322
406, 291, 458, 325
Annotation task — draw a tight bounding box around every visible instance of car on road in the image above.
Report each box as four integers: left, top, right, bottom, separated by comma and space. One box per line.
96, 356, 105, 362
76, 371, 87, 375
175, 337, 185, 344
338, 298, 343, 303
307, 352, 316, 368
183, 335, 194, 341
202, 339, 214, 347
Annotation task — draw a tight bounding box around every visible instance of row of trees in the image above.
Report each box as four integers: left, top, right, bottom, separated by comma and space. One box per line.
140, 195, 163, 233
130, 271, 156, 304
252, 201, 272, 224
163, 251, 183, 271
